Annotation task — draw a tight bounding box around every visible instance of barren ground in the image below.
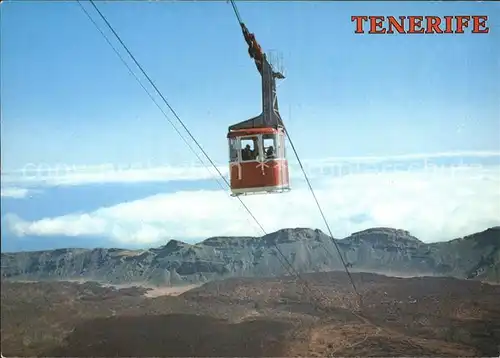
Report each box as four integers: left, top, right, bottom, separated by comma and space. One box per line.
143, 284, 202, 297
1, 271, 499, 357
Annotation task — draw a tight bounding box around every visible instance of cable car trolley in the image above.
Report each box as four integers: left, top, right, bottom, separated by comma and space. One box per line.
227, 21, 291, 197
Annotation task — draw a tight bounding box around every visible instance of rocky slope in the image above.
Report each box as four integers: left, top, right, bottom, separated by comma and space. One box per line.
1, 227, 499, 285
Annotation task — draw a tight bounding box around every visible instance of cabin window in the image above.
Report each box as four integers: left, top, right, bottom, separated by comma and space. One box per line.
228, 138, 239, 162
240, 136, 259, 161
263, 134, 277, 159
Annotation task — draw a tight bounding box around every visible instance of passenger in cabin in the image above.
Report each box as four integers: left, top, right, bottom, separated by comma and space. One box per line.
266, 146, 275, 159
251, 137, 259, 160
251, 146, 259, 160
242, 144, 252, 160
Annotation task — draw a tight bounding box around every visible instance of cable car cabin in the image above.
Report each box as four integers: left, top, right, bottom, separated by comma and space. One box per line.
228, 127, 290, 196
227, 22, 289, 196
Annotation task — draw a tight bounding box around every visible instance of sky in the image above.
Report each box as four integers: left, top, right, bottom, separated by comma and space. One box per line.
1, 1, 499, 252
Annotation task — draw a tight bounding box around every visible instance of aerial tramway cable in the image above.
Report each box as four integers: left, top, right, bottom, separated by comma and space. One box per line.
77, 0, 331, 307
78, 0, 359, 311
228, 0, 361, 300
76, 0, 228, 196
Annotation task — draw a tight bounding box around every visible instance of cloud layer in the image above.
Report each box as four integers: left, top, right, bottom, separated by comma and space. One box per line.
5, 162, 500, 245
0, 187, 36, 199
2, 151, 499, 188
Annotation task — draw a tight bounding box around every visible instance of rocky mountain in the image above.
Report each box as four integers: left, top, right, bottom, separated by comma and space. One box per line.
1, 227, 499, 285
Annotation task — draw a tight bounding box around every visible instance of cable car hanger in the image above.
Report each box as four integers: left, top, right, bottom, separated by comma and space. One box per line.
228, 3, 285, 131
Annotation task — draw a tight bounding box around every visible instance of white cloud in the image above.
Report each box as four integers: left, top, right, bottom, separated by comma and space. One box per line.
1, 150, 498, 188
4, 164, 500, 244
0, 187, 37, 199
304, 150, 500, 164
1, 163, 227, 187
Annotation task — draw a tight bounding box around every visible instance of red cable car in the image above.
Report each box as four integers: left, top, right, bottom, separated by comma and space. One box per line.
228, 23, 290, 197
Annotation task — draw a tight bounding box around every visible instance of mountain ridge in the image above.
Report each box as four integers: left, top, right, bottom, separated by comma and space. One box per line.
2, 226, 499, 285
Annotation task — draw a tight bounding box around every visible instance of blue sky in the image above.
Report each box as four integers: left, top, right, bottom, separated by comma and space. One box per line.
1, 1, 499, 252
